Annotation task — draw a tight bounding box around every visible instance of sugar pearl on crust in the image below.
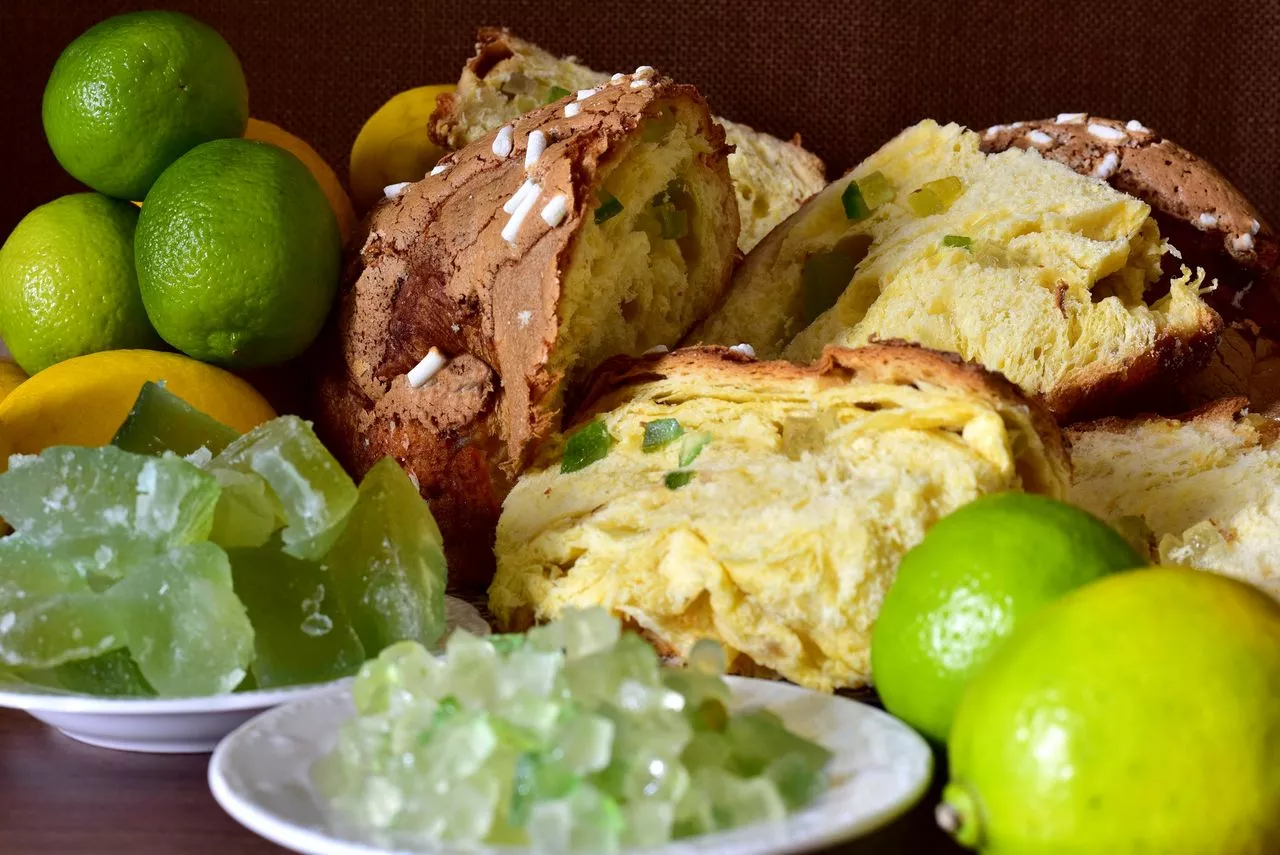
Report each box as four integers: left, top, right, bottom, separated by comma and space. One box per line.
540, 194, 569, 227
611, 72, 625, 83
525, 130, 547, 168
564, 102, 582, 118
1197, 212, 1220, 229
1056, 112, 1087, 124
576, 88, 597, 101
630, 79, 650, 89
1027, 130, 1054, 146
517, 310, 533, 327
493, 125, 514, 157
430, 162, 449, 176
643, 345, 669, 355
634, 65, 654, 76
502, 183, 541, 244
1233, 233, 1256, 252
1088, 123, 1127, 142
1126, 119, 1151, 133
1093, 152, 1120, 179
728, 343, 757, 358
383, 181, 411, 199
984, 124, 1010, 137
407, 347, 447, 388
1251, 219, 1261, 235
504, 179, 538, 214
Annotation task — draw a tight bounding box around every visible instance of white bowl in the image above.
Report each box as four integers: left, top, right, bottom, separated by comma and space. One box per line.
0, 595, 490, 754
209, 676, 934, 855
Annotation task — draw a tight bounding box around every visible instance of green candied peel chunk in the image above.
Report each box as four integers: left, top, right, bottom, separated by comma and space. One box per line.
211, 416, 358, 560
206, 467, 280, 549
858, 170, 894, 209
111, 381, 240, 457
908, 176, 964, 217
561, 420, 614, 473
0, 445, 220, 582
664, 471, 695, 490
678, 431, 713, 467
47, 649, 156, 697
228, 535, 366, 689
106, 542, 254, 696
594, 190, 624, 224
313, 607, 830, 850
840, 180, 870, 221
642, 418, 684, 452
545, 85, 571, 103
942, 234, 973, 250
324, 457, 447, 657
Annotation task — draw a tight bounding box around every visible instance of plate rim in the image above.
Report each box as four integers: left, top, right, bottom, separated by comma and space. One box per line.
208, 676, 934, 855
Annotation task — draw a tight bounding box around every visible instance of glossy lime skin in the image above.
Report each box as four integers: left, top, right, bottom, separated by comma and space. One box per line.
42, 11, 248, 200
944, 567, 1280, 853
0, 193, 161, 374
135, 139, 341, 367
870, 492, 1140, 744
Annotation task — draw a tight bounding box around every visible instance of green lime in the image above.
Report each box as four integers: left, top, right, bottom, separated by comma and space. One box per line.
870, 492, 1140, 744
0, 193, 161, 375
942, 567, 1280, 853
42, 11, 248, 200
135, 139, 342, 367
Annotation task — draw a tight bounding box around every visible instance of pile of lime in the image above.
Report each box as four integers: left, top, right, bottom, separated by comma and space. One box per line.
314, 609, 831, 851
868, 492, 1280, 853
0, 383, 445, 696
0, 11, 341, 375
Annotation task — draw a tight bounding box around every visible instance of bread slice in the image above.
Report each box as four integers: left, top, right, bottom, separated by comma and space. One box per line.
1176, 321, 1280, 417
431, 27, 826, 252
490, 343, 1069, 691
316, 71, 739, 585
1068, 399, 1280, 599
690, 120, 1222, 421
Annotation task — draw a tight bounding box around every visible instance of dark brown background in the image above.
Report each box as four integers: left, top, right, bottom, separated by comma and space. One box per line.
2, 0, 1278, 237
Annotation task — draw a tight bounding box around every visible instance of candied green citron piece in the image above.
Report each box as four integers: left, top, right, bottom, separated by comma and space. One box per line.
107, 542, 254, 695
725, 709, 833, 779
0, 446, 219, 580
695, 767, 788, 830
841, 180, 871, 221
212, 416, 358, 560
228, 536, 365, 689
907, 175, 964, 217
594, 190, 623, 225
664, 471, 695, 490
858, 170, 894, 209
49, 649, 156, 697
0, 538, 123, 670
111, 381, 240, 457
942, 234, 973, 250
325, 457, 446, 655
561, 420, 614, 474
678, 432, 712, 467
207, 467, 281, 549
642, 418, 683, 452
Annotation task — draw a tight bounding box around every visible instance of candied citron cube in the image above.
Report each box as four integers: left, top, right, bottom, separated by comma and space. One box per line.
207, 467, 280, 549
228, 536, 365, 688
107, 542, 254, 696
0, 446, 219, 581
50, 649, 156, 697
212, 416, 357, 560
111, 381, 240, 457
324, 457, 446, 655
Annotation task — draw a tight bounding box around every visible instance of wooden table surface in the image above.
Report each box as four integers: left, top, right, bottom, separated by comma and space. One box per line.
1, 709, 964, 854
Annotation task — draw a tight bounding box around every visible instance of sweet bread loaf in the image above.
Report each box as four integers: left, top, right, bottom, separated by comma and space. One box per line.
490, 343, 1069, 691
316, 71, 739, 585
1068, 399, 1280, 599
431, 27, 826, 252
690, 120, 1222, 422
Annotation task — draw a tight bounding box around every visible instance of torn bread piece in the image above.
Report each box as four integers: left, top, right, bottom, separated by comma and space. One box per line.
490, 343, 1069, 691
316, 71, 739, 585
1068, 399, 1280, 600
431, 27, 826, 252
691, 120, 1222, 421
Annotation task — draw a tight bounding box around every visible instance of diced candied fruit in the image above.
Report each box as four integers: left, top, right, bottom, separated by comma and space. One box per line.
112, 381, 240, 457
206, 467, 280, 549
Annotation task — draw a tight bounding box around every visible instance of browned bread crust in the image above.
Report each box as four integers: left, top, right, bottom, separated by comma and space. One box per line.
571, 342, 1071, 497
981, 115, 1280, 334
315, 73, 736, 587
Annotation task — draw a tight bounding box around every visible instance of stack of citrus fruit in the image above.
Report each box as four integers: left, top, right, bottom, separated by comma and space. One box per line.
869, 493, 1280, 853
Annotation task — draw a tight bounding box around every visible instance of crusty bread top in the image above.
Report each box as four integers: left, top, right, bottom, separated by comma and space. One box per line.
982, 115, 1280, 331
573, 342, 1071, 497
340, 71, 729, 470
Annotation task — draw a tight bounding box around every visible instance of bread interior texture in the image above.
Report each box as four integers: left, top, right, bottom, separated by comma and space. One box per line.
695, 121, 1213, 408
550, 105, 733, 395
492, 365, 1057, 691
1069, 411, 1280, 599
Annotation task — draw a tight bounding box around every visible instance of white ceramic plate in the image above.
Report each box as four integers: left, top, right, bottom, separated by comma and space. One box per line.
209, 676, 933, 855
0, 596, 489, 754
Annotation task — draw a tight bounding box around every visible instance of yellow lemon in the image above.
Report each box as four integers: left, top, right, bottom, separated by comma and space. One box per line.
0, 349, 275, 468
349, 84, 453, 211
0, 359, 28, 405
245, 118, 357, 242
